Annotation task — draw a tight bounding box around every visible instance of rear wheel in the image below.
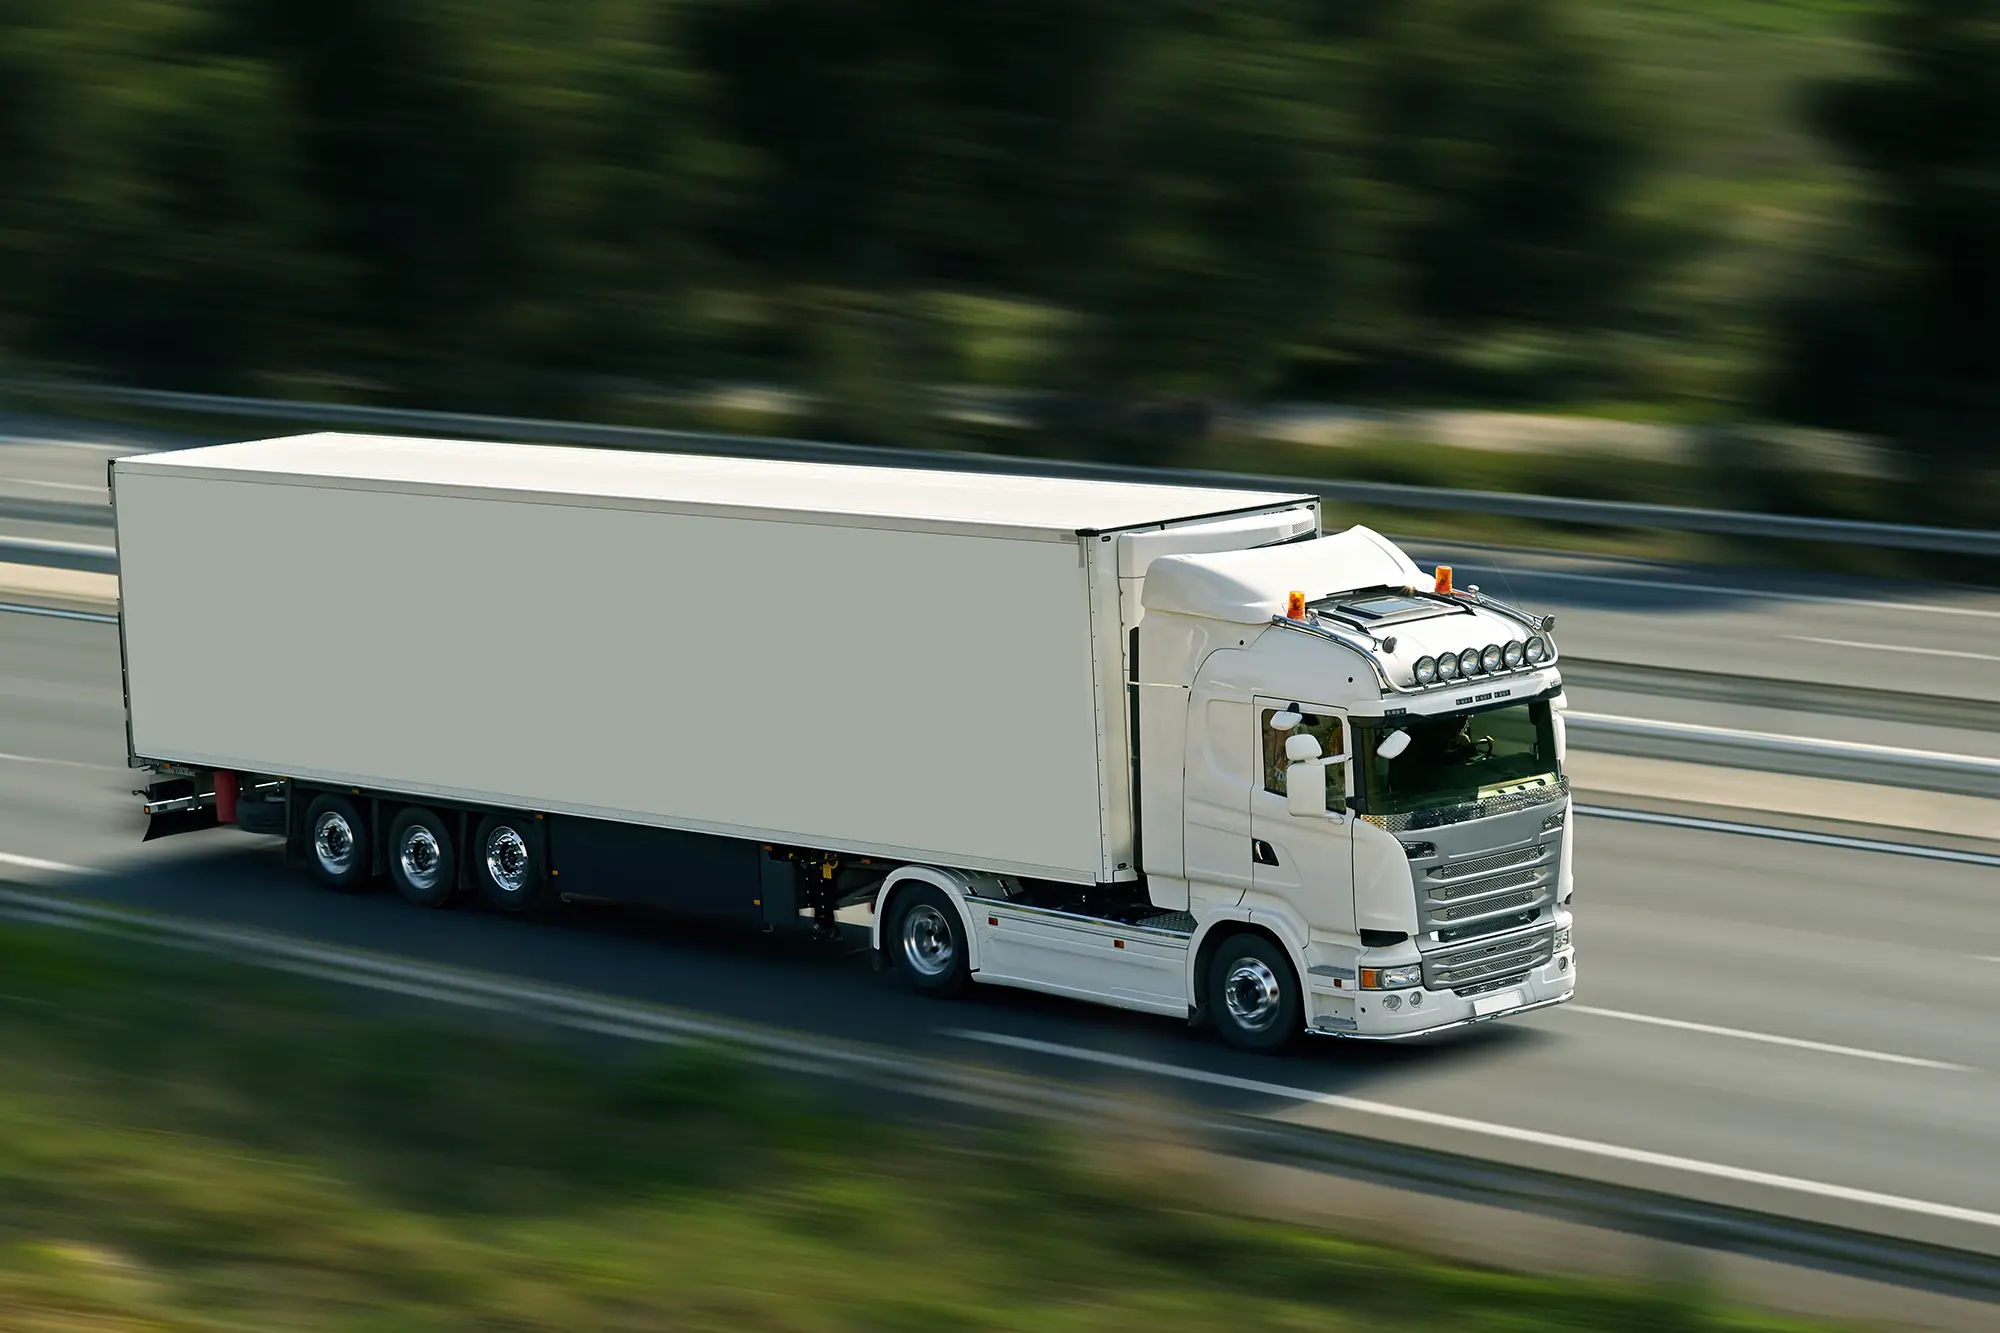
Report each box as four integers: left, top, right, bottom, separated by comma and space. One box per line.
890, 885, 969, 997
1207, 933, 1301, 1053
303, 793, 371, 892
472, 813, 549, 913
387, 807, 457, 908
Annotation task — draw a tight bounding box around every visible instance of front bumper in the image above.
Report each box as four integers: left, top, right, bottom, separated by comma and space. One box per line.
1306, 950, 1575, 1040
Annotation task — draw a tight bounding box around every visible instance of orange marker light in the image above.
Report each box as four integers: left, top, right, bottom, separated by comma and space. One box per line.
1434, 565, 1454, 595
1286, 590, 1307, 620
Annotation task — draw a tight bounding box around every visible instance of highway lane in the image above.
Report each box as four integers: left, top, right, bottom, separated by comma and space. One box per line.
5, 612, 2000, 1254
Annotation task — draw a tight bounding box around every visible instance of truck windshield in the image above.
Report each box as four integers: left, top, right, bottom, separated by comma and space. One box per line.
1353, 699, 1559, 816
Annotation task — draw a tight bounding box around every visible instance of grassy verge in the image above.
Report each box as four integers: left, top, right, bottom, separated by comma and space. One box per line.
0, 923, 1850, 1332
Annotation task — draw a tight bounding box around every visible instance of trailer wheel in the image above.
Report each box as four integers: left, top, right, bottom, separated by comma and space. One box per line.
387, 807, 457, 909
472, 814, 549, 913
1206, 933, 1301, 1054
303, 794, 371, 892
889, 885, 969, 997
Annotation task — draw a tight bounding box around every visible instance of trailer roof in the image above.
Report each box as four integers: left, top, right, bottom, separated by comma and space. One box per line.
117, 433, 1310, 538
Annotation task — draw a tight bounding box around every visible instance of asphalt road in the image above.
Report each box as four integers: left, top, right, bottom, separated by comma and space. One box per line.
6, 610, 2000, 1257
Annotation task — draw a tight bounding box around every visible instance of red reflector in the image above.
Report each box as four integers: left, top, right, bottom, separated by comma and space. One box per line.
1113, 939, 1124, 949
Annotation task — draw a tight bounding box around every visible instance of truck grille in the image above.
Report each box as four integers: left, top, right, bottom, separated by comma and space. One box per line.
1436, 888, 1537, 922
1422, 926, 1555, 993
1428, 845, 1545, 881
1428, 866, 1539, 902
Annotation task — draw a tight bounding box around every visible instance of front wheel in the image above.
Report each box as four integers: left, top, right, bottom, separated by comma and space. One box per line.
1206, 933, 1301, 1053
890, 885, 970, 997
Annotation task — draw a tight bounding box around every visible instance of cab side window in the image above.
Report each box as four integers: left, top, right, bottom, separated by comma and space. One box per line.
1260, 708, 1343, 803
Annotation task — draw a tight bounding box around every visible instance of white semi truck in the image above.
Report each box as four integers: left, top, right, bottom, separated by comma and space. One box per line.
111, 433, 1576, 1051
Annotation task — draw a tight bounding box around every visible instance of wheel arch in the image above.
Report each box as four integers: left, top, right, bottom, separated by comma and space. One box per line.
872, 866, 983, 973
1190, 911, 1308, 1010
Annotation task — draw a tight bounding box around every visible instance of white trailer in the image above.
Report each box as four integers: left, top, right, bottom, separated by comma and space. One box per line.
113, 433, 1577, 1050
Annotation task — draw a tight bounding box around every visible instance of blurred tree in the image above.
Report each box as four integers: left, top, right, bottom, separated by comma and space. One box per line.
1344, 0, 1664, 394
1773, 0, 1997, 483
0, 0, 327, 386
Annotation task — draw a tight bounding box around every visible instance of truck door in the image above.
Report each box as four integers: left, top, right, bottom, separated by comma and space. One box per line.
1249, 700, 1355, 921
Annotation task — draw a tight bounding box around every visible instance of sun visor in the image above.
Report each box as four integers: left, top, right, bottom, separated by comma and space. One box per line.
1141, 526, 1427, 624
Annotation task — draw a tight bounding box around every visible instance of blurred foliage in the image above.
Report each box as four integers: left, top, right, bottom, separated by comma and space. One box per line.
0, 922, 1856, 1331
1767, 0, 1998, 492
0, 0, 1991, 478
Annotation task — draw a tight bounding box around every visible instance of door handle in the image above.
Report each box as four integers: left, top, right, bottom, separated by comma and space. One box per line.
1252, 839, 1279, 866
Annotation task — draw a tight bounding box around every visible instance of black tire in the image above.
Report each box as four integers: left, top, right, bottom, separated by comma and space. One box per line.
303, 793, 371, 892
1206, 932, 1301, 1053
471, 813, 549, 913
888, 884, 970, 997
387, 807, 457, 909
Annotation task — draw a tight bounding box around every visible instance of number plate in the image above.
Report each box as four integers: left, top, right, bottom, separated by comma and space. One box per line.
1472, 989, 1524, 1017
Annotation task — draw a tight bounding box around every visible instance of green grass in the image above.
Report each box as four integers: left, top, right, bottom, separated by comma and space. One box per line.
0, 922, 1857, 1333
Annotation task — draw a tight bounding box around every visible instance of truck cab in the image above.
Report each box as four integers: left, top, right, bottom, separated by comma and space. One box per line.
875, 522, 1576, 1051
1135, 527, 1574, 1043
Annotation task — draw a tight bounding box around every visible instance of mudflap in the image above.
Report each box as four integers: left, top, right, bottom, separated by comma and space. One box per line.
144, 808, 218, 841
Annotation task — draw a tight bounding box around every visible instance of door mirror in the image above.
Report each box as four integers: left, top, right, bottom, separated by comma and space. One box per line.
1269, 708, 1303, 733
1286, 759, 1327, 818
1377, 728, 1412, 760
1284, 732, 1322, 763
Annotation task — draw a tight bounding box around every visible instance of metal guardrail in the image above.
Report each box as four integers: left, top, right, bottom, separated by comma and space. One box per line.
0, 533, 119, 573
0, 880, 1994, 1307
1567, 711, 2000, 800
18, 380, 2000, 556
1560, 658, 2000, 734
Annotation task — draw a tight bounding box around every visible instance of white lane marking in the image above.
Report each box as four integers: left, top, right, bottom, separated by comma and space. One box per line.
950, 1029, 2000, 1230
1575, 805, 2000, 870
1976, 957, 2000, 964
1413, 563, 2000, 620
0, 601, 118, 624
1568, 1005, 1970, 1072
0, 750, 120, 772
1784, 635, 2000, 663
0, 851, 98, 875
0, 476, 105, 494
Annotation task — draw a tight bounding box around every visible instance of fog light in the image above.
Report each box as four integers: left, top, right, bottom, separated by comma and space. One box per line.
1437, 653, 1460, 681
1408, 991, 1423, 1007
1525, 635, 1549, 664
1503, 640, 1525, 668
1458, 647, 1482, 676
1481, 644, 1504, 673
1414, 655, 1438, 685
1559, 956, 1569, 972
1382, 993, 1402, 1012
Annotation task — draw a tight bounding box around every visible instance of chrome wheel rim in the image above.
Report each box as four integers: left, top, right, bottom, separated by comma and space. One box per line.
1223, 956, 1283, 1031
399, 826, 443, 891
313, 812, 356, 875
484, 826, 530, 894
900, 903, 955, 977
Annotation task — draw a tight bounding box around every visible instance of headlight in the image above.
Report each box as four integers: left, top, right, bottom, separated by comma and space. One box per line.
1525, 635, 1548, 664
1361, 964, 1422, 990
1481, 644, 1503, 673
1503, 640, 1525, 668
1436, 653, 1460, 680
1554, 924, 1572, 951
1414, 655, 1437, 684
1458, 647, 1481, 676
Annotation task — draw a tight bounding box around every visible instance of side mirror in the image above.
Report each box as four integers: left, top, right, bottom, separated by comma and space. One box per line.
1377, 728, 1412, 760
1286, 760, 1327, 817
1270, 708, 1303, 733
1284, 733, 1322, 763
